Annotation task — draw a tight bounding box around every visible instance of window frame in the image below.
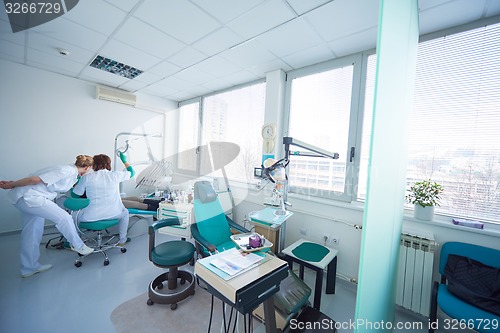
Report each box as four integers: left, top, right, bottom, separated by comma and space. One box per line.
283, 53, 364, 202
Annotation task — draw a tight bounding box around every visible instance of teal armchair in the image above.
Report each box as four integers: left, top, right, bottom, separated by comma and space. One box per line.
429, 242, 500, 333
190, 181, 248, 257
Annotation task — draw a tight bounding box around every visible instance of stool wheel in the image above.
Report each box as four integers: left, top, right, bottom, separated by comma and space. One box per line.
147, 299, 154, 306
157, 282, 163, 289
75, 261, 82, 268
180, 278, 186, 285
121, 248, 127, 253
104, 260, 110, 266
171, 303, 177, 310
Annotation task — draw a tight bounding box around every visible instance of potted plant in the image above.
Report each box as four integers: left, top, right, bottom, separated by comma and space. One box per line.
406, 179, 444, 221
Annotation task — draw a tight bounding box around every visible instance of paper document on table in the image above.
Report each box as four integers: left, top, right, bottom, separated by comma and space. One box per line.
210, 248, 264, 276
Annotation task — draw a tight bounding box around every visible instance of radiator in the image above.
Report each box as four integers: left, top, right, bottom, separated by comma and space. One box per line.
396, 233, 436, 317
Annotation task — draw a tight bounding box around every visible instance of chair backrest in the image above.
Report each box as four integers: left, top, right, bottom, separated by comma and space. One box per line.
439, 242, 500, 275
193, 181, 232, 247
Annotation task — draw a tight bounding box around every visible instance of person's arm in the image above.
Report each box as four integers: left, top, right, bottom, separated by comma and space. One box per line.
119, 152, 136, 178
0, 176, 43, 189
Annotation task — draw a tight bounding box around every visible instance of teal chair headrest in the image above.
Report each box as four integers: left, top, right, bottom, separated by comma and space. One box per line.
194, 181, 217, 203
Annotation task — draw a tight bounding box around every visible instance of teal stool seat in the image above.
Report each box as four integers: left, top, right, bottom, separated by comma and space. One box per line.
127, 208, 157, 215
148, 219, 196, 310
152, 240, 195, 266
79, 219, 119, 231
282, 239, 338, 310
63, 198, 126, 267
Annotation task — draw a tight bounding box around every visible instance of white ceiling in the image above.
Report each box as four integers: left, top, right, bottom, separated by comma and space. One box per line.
1, 0, 499, 103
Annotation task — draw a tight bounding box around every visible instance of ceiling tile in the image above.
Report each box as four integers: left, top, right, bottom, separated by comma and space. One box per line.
0, 19, 25, 45
141, 82, 180, 97
30, 17, 108, 52
227, 0, 297, 39
282, 43, 334, 69
63, 0, 127, 35
26, 48, 84, 76
0, 39, 24, 62
167, 46, 208, 68
104, 0, 142, 12
148, 61, 181, 77
129, 71, 162, 85
419, 0, 487, 35
114, 17, 186, 59
173, 66, 215, 85
286, 0, 333, 15
27, 31, 95, 65
219, 39, 277, 69
201, 77, 232, 92
119, 79, 151, 91
192, 0, 266, 23
80, 66, 130, 86
221, 70, 260, 86
327, 27, 378, 57
156, 76, 195, 91
256, 18, 323, 58
192, 27, 244, 56
134, 0, 221, 44
304, 0, 379, 42
100, 38, 161, 71
194, 55, 243, 77
485, 0, 500, 16
248, 58, 293, 77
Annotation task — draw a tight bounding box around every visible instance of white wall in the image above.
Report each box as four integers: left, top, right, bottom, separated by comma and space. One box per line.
0, 59, 177, 233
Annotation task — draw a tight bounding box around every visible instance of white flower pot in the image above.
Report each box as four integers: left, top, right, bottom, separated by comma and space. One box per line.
414, 204, 434, 221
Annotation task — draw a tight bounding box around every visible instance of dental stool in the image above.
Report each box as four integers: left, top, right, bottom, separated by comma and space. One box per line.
147, 218, 196, 310
64, 198, 127, 267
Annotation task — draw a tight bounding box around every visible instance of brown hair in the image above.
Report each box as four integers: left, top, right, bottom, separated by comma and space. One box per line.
75, 155, 93, 168
92, 154, 111, 171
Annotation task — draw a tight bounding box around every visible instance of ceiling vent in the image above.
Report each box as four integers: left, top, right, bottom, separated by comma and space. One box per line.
95, 86, 137, 106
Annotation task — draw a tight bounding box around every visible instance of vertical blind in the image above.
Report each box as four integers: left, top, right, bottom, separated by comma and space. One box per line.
360, 23, 500, 223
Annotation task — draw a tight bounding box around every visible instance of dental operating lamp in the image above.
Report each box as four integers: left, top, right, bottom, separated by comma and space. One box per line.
260, 137, 339, 214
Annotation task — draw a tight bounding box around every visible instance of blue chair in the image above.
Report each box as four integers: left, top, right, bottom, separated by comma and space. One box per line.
147, 218, 195, 310
429, 242, 500, 333
64, 197, 126, 267
190, 181, 249, 257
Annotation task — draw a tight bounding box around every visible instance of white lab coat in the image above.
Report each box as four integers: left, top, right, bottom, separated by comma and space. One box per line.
73, 169, 131, 243
7, 165, 85, 276
8, 165, 78, 206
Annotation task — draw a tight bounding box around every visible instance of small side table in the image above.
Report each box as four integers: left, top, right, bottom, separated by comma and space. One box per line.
281, 239, 338, 310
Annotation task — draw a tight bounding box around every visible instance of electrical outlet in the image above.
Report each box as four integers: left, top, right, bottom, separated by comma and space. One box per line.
330, 235, 340, 244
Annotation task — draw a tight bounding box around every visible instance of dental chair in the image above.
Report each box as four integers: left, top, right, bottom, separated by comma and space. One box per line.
190, 181, 249, 258
64, 197, 127, 267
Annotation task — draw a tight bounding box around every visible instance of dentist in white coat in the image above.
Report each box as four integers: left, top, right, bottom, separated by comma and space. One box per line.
73, 152, 135, 246
0, 155, 96, 278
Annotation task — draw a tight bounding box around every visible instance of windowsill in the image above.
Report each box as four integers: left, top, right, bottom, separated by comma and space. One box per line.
403, 213, 500, 238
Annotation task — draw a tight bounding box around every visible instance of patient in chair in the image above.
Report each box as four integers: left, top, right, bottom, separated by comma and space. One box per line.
122, 196, 164, 212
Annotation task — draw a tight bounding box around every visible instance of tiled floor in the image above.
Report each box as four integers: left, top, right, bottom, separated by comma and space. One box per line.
0, 217, 451, 333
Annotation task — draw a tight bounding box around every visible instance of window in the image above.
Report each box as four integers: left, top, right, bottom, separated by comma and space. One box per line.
285, 56, 361, 201
359, 23, 500, 224
177, 100, 200, 173
200, 82, 266, 183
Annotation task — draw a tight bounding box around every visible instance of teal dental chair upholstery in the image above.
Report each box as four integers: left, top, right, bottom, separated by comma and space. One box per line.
147, 218, 195, 310
429, 242, 500, 333
191, 181, 248, 257
64, 197, 126, 267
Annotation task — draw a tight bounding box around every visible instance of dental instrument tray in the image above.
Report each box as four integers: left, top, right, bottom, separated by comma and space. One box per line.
230, 233, 273, 252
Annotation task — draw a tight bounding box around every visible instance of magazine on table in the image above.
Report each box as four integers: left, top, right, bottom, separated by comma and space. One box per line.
209, 248, 265, 277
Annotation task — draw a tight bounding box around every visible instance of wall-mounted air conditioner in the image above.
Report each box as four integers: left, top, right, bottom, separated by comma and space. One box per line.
95, 85, 137, 106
